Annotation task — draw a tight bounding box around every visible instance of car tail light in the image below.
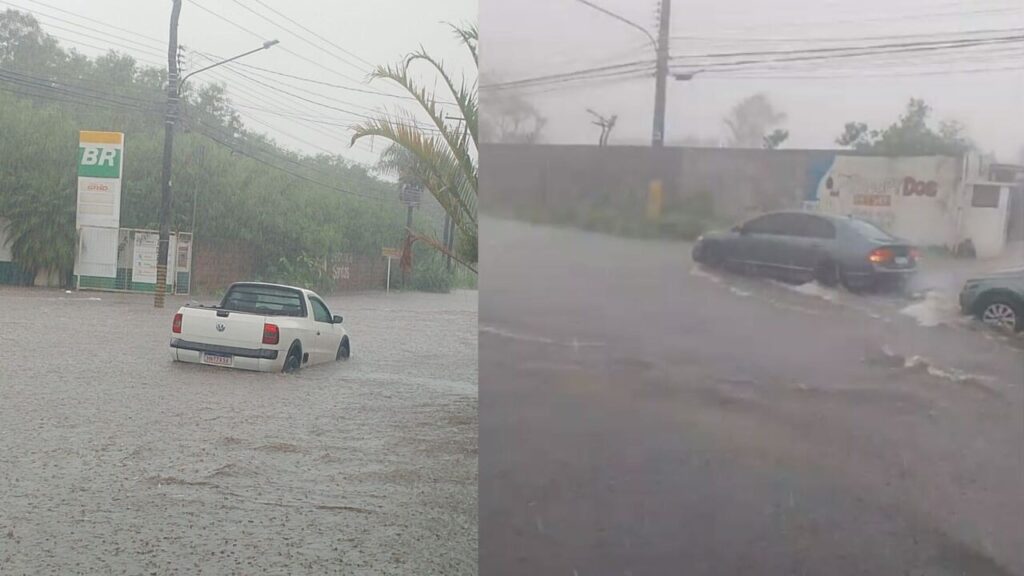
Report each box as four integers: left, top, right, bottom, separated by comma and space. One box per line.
909, 248, 921, 260
172, 313, 183, 334
262, 323, 280, 345
869, 248, 893, 263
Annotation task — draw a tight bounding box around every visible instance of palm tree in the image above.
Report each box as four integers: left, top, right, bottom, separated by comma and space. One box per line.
350, 23, 477, 267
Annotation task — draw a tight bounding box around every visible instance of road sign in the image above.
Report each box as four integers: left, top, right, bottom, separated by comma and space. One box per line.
399, 183, 424, 207
382, 247, 402, 259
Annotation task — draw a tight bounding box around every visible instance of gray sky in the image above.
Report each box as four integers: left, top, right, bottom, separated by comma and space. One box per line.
481, 0, 1024, 161
13, 0, 477, 168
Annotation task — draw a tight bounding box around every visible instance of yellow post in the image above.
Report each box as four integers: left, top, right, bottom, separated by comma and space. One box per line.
647, 179, 663, 221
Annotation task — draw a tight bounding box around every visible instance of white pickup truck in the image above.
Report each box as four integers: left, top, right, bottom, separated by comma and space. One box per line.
170, 282, 350, 372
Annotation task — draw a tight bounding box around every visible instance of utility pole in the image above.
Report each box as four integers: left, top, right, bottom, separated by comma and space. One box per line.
154, 0, 182, 308
652, 0, 671, 147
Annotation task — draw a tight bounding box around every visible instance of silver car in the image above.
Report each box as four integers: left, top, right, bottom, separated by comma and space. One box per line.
959, 268, 1024, 332
692, 211, 918, 291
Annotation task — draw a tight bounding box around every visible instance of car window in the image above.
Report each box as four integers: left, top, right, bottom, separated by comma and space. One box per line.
743, 214, 789, 235
800, 215, 836, 239
846, 218, 895, 240
222, 285, 306, 317
310, 297, 332, 323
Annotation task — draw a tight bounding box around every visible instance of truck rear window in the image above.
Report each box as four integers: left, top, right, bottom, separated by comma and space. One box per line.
221, 285, 305, 317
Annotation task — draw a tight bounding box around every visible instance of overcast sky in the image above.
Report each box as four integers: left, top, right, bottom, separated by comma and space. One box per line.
481, 0, 1023, 161
13, 0, 477, 169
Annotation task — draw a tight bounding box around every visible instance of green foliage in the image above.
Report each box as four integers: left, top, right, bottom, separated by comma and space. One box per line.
411, 250, 453, 293
351, 23, 478, 266
836, 98, 973, 156
0, 9, 421, 290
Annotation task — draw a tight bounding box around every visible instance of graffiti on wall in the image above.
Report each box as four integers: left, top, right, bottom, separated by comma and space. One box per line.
808, 155, 960, 247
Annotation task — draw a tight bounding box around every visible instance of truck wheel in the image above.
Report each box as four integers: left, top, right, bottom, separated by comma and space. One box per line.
336, 337, 350, 361
283, 346, 302, 373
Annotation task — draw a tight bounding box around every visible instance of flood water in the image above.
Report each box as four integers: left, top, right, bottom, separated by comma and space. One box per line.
0, 288, 478, 575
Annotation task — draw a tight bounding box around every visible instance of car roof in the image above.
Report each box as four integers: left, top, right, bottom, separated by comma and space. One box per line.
229, 281, 309, 293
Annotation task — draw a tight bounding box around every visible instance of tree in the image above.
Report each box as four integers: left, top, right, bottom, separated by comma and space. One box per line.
586, 109, 617, 146
763, 128, 789, 150
480, 84, 545, 144
350, 23, 478, 267
0, 8, 407, 290
835, 98, 973, 156
723, 93, 786, 148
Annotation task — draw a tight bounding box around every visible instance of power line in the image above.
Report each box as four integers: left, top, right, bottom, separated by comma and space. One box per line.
249, 0, 375, 68
669, 26, 1024, 45
0, 0, 167, 55
189, 119, 388, 203
481, 59, 655, 91
670, 35, 1024, 72
14, 0, 167, 48
225, 0, 369, 77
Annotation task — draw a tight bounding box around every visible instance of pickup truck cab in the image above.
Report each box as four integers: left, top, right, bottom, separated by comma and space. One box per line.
170, 282, 350, 372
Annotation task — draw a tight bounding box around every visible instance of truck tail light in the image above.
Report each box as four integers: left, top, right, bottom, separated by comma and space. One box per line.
172, 313, 183, 334
262, 323, 280, 345
869, 248, 893, 264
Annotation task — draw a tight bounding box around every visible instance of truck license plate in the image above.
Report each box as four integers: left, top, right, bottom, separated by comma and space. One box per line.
202, 352, 233, 367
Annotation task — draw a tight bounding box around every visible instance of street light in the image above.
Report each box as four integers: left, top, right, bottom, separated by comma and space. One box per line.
673, 69, 704, 82
570, 0, 671, 147
178, 40, 279, 90
153, 34, 279, 308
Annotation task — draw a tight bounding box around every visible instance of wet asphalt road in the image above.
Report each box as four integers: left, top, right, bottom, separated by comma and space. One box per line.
0, 288, 477, 575
479, 218, 1024, 576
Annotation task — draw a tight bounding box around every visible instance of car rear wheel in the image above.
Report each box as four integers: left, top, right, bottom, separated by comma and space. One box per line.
283, 346, 302, 373
978, 297, 1022, 332
814, 260, 839, 287
336, 337, 350, 361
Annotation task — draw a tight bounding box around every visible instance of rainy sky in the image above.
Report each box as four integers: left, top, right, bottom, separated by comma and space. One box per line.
14, 0, 478, 168
481, 0, 1024, 160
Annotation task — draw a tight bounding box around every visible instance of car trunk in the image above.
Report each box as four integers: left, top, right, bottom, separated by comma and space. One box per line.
869, 243, 916, 269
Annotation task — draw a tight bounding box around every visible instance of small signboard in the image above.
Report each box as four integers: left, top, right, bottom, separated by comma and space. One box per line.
399, 183, 424, 207
382, 247, 402, 259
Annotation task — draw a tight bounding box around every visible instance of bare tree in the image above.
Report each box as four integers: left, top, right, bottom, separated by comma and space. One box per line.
587, 109, 618, 146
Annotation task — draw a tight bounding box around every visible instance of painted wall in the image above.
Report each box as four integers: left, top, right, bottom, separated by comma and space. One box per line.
482, 144, 1017, 255
810, 155, 962, 247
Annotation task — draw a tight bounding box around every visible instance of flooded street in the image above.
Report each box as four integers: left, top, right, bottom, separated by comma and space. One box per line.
0, 288, 477, 575
480, 217, 1023, 576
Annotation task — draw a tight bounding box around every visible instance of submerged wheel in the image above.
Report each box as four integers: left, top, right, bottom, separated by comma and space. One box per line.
283, 346, 302, 373
336, 337, 351, 361
814, 260, 839, 287
978, 297, 1022, 332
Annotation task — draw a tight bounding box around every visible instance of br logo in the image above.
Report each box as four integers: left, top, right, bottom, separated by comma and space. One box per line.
80, 146, 118, 167
902, 177, 938, 197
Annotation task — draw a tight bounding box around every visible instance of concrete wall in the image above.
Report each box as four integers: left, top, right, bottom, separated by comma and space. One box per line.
481, 144, 841, 224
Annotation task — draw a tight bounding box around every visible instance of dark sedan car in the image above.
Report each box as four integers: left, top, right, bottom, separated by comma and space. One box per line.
692, 211, 918, 291
959, 268, 1024, 332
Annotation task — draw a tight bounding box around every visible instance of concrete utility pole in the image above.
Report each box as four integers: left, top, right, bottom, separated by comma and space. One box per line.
154, 0, 182, 308
153, 0, 277, 308
570, 0, 669, 147
652, 0, 672, 147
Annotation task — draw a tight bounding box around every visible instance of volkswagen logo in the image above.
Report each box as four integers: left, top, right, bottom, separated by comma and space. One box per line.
216, 322, 226, 332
